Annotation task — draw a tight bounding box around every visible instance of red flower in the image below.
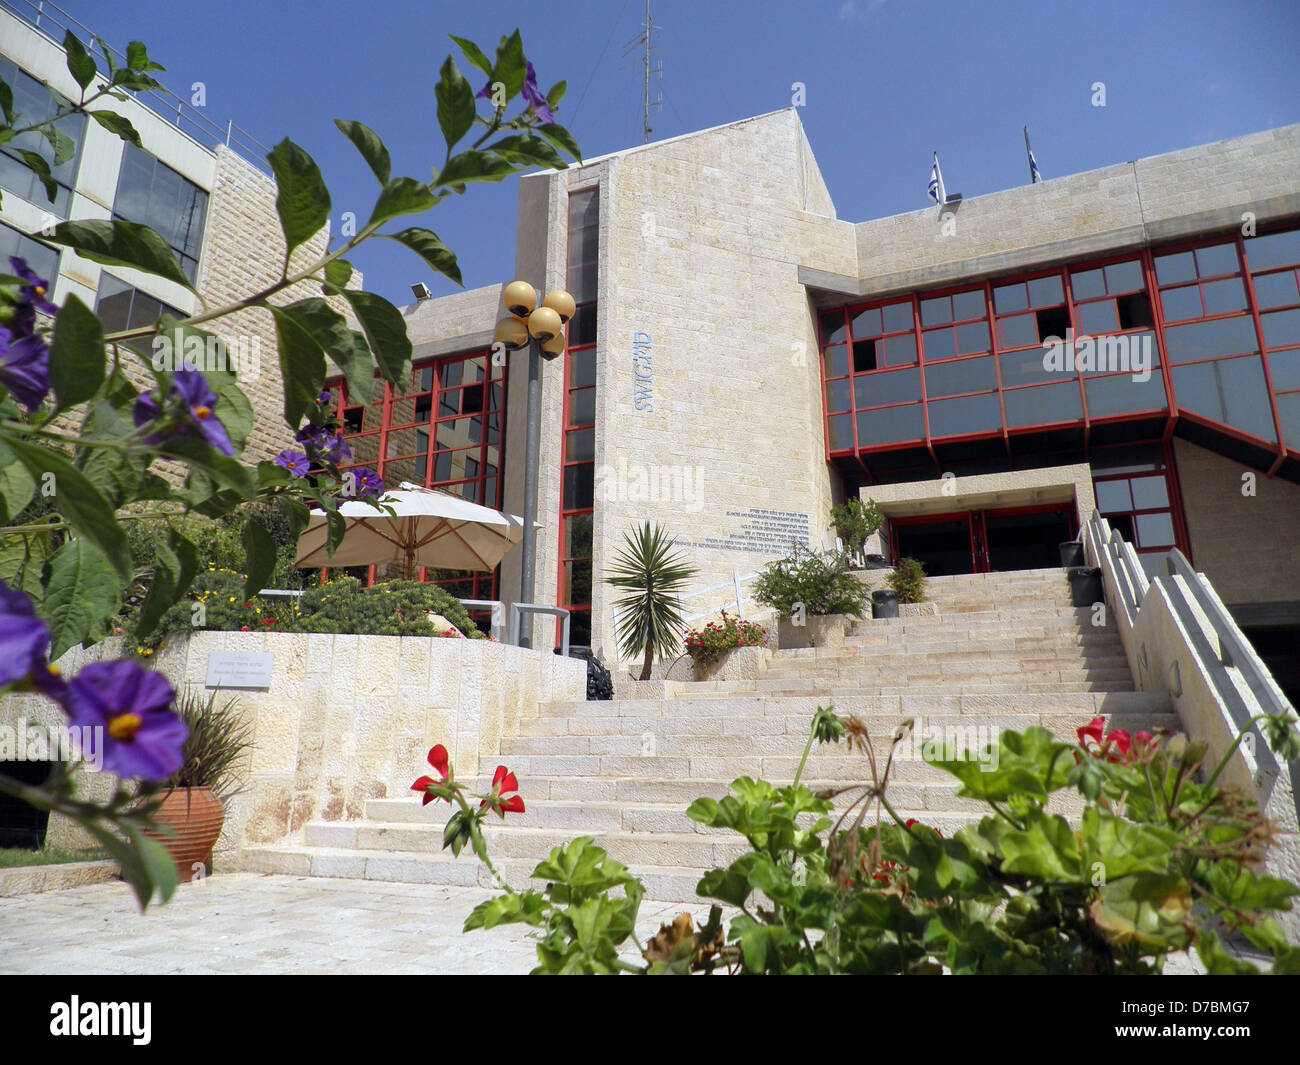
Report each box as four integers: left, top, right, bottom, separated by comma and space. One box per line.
1076, 716, 1106, 748
240, 625, 250, 632
480, 764, 525, 818
411, 743, 452, 805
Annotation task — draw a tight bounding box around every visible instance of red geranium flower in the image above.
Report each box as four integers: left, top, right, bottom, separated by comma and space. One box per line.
411, 743, 452, 805
480, 764, 525, 818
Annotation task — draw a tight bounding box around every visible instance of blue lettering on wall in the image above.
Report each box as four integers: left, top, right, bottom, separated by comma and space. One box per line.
633, 331, 653, 412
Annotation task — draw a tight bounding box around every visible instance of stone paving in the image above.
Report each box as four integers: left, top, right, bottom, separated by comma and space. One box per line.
0, 873, 710, 975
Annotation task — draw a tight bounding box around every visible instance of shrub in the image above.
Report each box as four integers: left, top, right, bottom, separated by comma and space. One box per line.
751, 544, 868, 619
886, 557, 927, 603
287, 578, 480, 637
604, 523, 697, 681
683, 610, 768, 667
828, 498, 884, 561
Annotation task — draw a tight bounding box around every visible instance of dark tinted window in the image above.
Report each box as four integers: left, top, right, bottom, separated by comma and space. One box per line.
112, 145, 208, 281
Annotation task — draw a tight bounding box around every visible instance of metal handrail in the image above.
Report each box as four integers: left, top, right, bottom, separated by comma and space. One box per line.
3, 0, 272, 171
509, 603, 570, 656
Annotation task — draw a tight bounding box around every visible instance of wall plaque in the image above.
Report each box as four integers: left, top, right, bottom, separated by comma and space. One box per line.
205, 651, 274, 690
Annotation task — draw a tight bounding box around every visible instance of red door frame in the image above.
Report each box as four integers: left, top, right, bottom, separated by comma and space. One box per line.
889, 502, 1077, 573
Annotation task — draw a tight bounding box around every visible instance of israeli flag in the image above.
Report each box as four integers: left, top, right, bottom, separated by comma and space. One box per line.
928, 152, 946, 205
1029, 147, 1042, 183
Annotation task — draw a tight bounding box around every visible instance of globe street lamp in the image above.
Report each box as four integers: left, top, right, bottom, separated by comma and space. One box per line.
495, 281, 573, 648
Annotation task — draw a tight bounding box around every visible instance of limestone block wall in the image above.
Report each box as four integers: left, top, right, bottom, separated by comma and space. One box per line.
1174, 438, 1300, 606
512, 110, 852, 663
0, 633, 586, 867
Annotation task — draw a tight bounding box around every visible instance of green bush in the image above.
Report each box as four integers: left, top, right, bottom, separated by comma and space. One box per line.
828, 498, 884, 561
168, 688, 255, 801
751, 545, 868, 619
683, 611, 768, 667
290, 577, 480, 637
886, 557, 927, 603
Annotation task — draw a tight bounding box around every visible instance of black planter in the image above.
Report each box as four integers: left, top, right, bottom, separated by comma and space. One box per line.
872, 589, 900, 619
1059, 541, 1084, 568
1066, 566, 1103, 608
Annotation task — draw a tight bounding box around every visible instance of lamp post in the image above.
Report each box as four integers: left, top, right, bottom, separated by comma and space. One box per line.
495, 281, 574, 649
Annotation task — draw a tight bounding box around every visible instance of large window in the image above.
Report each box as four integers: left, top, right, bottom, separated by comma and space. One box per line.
0, 56, 86, 216
330, 349, 506, 603
94, 273, 185, 332
820, 225, 1300, 463
0, 221, 59, 287
558, 187, 599, 648
112, 144, 208, 281
1091, 446, 1183, 577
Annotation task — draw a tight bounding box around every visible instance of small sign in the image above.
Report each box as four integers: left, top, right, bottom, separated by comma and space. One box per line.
205, 651, 274, 690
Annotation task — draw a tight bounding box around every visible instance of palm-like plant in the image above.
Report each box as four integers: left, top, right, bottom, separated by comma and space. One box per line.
604, 523, 697, 681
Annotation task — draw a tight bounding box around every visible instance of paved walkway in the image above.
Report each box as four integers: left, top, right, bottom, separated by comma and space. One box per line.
0, 874, 708, 975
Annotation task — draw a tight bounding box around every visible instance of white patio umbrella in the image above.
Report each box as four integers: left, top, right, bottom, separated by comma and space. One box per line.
294, 482, 531, 578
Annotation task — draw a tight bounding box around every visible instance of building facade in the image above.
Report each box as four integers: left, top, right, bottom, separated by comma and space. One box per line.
352, 110, 1298, 694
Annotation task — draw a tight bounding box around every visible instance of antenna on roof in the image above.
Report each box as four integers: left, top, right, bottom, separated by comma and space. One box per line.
622, 0, 663, 143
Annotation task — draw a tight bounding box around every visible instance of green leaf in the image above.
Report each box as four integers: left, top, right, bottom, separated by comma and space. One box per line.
1091, 873, 1193, 950
42, 538, 121, 659
3, 437, 131, 579
1080, 805, 1177, 880
0, 79, 13, 124
134, 526, 199, 639
380, 228, 461, 286
545, 81, 567, 108
368, 177, 439, 229
435, 55, 476, 152
266, 138, 331, 258
88, 109, 142, 148
132, 831, 180, 906
536, 123, 581, 164
274, 298, 356, 400
48, 294, 105, 410
434, 151, 515, 188
125, 41, 165, 73
463, 890, 548, 932
162, 434, 257, 500
696, 853, 761, 908
322, 258, 353, 294
486, 133, 565, 170
45, 219, 195, 292
0, 524, 55, 597
493, 30, 527, 98
42, 125, 75, 166
268, 305, 329, 428
997, 810, 1083, 881
241, 519, 276, 599
0, 439, 36, 522
333, 119, 391, 186
63, 31, 98, 91
343, 331, 375, 405
449, 35, 494, 77
14, 149, 57, 203
340, 291, 410, 389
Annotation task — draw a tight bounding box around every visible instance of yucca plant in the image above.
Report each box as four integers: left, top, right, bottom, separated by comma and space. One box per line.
605, 523, 698, 681
168, 688, 255, 802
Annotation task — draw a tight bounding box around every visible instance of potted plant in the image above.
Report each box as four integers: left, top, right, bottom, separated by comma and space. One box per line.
882, 557, 927, 616
828, 498, 885, 568
751, 545, 868, 648
142, 688, 253, 883
683, 611, 768, 681
604, 523, 698, 681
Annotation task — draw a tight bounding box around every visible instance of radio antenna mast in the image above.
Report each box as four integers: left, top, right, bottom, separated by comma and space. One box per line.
622, 0, 662, 143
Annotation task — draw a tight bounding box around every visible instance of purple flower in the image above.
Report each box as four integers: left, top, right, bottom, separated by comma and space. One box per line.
10, 257, 58, 318
133, 368, 235, 457
521, 62, 554, 124
0, 326, 51, 410
62, 660, 186, 781
354, 468, 385, 499
316, 389, 333, 406
295, 425, 350, 465
0, 581, 66, 697
275, 450, 310, 477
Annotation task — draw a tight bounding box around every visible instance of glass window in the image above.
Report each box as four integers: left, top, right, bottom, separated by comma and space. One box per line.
1252, 271, 1300, 310
885, 332, 918, 365
568, 387, 595, 426
1105, 260, 1144, 293
922, 327, 956, 361
920, 296, 952, 326
1078, 301, 1119, 334
1261, 308, 1300, 350
1027, 275, 1064, 307
952, 289, 985, 320
1129, 475, 1170, 510
1135, 512, 1176, 547
568, 303, 597, 346
1071, 268, 1105, 301
881, 301, 913, 333
855, 366, 920, 408
1201, 277, 1247, 316
1154, 251, 1196, 286
925, 356, 996, 398
1268, 349, 1300, 392
1003, 381, 1082, 427
994, 281, 1028, 314
565, 427, 594, 462
954, 320, 991, 354
821, 311, 847, 344
1095, 480, 1132, 513
1277, 393, 1300, 445
0, 57, 87, 216
94, 274, 185, 332
1084, 373, 1168, 417
1171, 356, 1276, 442
1195, 243, 1239, 278
112, 145, 208, 281
825, 378, 851, 413
850, 307, 881, 337
856, 404, 925, 444
927, 393, 1002, 438
999, 347, 1059, 387
1244, 229, 1300, 272
822, 344, 848, 378
827, 413, 854, 450
0, 222, 59, 288
1160, 285, 1202, 323
563, 464, 594, 510
1164, 316, 1259, 362
999, 313, 1039, 349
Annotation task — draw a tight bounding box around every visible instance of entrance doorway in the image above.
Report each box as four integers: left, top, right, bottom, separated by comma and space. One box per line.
891, 504, 1076, 575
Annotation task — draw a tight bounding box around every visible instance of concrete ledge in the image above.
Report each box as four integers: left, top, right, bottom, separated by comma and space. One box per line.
0, 859, 118, 897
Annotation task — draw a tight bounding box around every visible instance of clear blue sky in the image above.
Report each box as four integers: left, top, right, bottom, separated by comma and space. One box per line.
55, 0, 1300, 308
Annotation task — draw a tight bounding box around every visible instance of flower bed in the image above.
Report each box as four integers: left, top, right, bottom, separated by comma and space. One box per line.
683, 612, 767, 668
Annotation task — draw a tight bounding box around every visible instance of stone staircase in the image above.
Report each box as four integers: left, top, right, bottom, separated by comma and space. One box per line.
242, 567, 1179, 901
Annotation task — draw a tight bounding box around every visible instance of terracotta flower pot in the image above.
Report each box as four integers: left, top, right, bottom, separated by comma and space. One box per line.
142, 786, 226, 883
